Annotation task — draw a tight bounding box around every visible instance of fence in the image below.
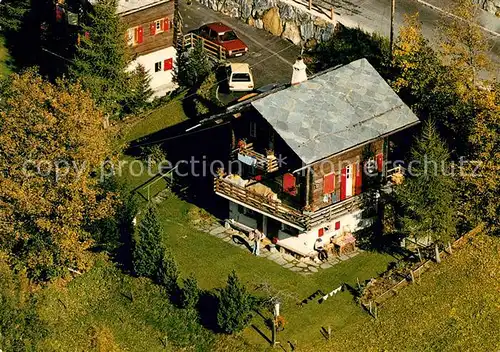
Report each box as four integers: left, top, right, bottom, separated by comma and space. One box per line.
182, 33, 227, 61
361, 224, 484, 317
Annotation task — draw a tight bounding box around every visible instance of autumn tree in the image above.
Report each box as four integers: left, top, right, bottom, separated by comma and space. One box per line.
70, 0, 131, 117
460, 89, 500, 234
0, 70, 117, 281
395, 121, 457, 262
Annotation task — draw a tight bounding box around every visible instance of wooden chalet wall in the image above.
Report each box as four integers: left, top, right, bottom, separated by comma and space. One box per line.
121, 1, 175, 56
309, 139, 384, 211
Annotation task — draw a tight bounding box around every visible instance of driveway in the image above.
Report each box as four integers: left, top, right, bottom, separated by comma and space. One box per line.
179, 2, 302, 89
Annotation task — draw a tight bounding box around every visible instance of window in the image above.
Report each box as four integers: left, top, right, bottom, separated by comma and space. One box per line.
156, 20, 162, 32
281, 223, 297, 235
243, 207, 256, 217
249, 121, 257, 138
150, 18, 170, 35
366, 157, 376, 174
219, 30, 238, 42
154, 62, 162, 72
231, 73, 251, 82
127, 26, 143, 45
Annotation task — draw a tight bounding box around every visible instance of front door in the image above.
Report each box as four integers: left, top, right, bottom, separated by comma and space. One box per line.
345, 165, 353, 198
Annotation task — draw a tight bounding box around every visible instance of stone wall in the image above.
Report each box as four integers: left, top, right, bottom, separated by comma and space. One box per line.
196, 0, 337, 46
476, 0, 500, 16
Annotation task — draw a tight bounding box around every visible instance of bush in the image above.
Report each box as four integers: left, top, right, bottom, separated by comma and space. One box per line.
216, 270, 254, 334
180, 274, 199, 309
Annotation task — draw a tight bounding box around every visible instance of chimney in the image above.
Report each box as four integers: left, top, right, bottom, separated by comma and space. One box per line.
291, 57, 307, 85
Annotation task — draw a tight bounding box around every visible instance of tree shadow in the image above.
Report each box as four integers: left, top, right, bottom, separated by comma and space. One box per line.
197, 289, 220, 332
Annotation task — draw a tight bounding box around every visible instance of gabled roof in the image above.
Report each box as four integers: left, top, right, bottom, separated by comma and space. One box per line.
116, 0, 167, 15
251, 58, 420, 165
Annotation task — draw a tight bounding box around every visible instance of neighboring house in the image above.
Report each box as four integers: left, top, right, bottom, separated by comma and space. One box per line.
213, 58, 419, 257
118, 0, 177, 98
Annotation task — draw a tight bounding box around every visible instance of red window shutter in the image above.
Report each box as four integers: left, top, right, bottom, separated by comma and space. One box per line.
355, 162, 362, 195
376, 153, 383, 172
318, 228, 324, 237
150, 22, 156, 35
335, 221, 341, 230
137, 26, 144, 43
340, 167, 347, 200
163, 58, 173, 71
283, 173, 297, 196
323, 173, 335, 194
163, 17, 170, 31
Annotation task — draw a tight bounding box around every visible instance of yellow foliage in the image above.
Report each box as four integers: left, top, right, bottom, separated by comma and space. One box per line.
0, 70, 118, 280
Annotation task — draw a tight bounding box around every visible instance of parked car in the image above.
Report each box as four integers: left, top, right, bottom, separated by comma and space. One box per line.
226, 63, 254, 92
196, 22, 248, 58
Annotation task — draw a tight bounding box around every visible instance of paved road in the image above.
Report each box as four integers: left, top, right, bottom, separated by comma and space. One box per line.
320, 0, 500, 67
180, 1, 302, 89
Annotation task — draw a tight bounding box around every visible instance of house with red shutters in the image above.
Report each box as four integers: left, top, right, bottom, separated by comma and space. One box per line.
213, 58, 419, 258
118, 0, 177, 97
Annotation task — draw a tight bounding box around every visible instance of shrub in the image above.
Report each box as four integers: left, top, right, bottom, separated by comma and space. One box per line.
217, 270, 254, 334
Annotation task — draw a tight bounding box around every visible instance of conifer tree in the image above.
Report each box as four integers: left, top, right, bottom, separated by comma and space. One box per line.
0, 0, 30, 32
70, 0, 130, 117
217, 270, 254, 334
180, 274, 199, 309
174, 40, 212, 88
123, 63, 154, 114
133, 207, 163, 277
395, 121, 457, 262
156, 250, 179, 295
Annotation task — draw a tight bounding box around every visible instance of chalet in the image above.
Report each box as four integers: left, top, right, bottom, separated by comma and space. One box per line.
119, 0, 177, 97
214, 58, 419, 258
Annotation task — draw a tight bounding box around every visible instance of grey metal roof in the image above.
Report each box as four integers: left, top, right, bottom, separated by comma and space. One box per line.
251, 58, 420, 165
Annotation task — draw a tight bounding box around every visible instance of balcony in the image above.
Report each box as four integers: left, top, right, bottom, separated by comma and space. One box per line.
215, 176, 364, 231
234, 142, 279, 173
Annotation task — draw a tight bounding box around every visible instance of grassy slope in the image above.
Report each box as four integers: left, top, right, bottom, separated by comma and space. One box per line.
36, 102, 499, 351
0, 35, 11, 77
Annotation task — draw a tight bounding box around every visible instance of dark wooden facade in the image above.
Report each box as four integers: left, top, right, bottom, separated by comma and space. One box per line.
230, 109, 386, 214
121, 1, 175, 56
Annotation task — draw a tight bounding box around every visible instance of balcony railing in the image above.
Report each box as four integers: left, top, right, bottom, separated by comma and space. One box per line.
215, 177, 307, 228
234, 143, 279, 173
215, 176, 365, 230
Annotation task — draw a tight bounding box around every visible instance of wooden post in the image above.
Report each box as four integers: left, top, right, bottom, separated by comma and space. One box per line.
331, 7, 335, 21
369, 300, 372, 315
390, 0, 395, 59
327, 325, 331, 340
410, 270, 415, 283
417, 247, 422, 262
271, 319, 277, 347
309, 0, 312, 11
357, 277, 361, 291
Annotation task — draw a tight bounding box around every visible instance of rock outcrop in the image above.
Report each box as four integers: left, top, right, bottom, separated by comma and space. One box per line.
195, 0, 337, 45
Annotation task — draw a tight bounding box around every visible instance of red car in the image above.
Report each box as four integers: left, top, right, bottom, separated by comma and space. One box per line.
196, 22, 248, 58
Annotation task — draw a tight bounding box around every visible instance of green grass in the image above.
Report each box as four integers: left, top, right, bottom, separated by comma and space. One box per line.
0, 35, 12, 77
37, 257, 215, 351
122, 95, 188, 143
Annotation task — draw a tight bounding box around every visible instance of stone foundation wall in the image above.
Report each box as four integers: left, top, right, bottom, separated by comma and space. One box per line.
196, 0, 338, 46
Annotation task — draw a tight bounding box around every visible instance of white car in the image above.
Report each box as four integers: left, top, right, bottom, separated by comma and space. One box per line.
226, 63, 254, 92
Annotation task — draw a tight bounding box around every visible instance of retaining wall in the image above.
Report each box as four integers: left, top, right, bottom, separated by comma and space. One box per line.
196, 0, 342, 45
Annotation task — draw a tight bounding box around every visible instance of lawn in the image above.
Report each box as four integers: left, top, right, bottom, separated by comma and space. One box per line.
0, 35, 12, 77
121, 95, 188, 143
